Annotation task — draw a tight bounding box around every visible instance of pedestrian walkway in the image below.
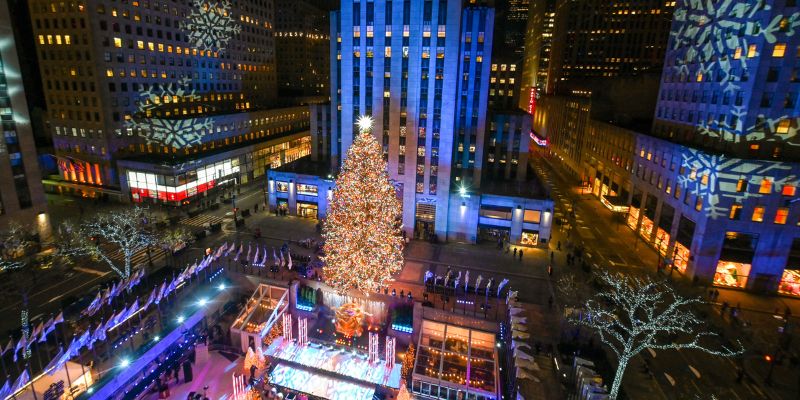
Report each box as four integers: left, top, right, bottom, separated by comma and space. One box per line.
180, 213, 224, 230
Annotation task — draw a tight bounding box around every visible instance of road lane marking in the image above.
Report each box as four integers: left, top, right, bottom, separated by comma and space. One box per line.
73, 266, 108, 276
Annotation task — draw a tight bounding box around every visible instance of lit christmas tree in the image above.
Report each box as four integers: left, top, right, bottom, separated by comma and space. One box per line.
323, 115, 404, 295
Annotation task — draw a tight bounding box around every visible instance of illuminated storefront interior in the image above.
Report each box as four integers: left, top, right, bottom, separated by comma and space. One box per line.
673, 242, 690, 274
779, 269, 800, 296
127, 159, 239, 203
297, 202, 318, 218
714, 261, 751, 288
412, 320, 498, 400
655, 228, 670, 256
639, 216, 654, 241
627, 207, 639, 230
520, 231, 539, 246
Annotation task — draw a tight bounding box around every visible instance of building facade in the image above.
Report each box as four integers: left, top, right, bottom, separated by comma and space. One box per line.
275, 0, 330, 104
533, 0, 800, 295
29, 0, 279, 197
0, 0, 49, 236
488, 62, 520, 111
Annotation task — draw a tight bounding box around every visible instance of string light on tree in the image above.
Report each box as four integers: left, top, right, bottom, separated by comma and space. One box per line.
322, 114, 404, 295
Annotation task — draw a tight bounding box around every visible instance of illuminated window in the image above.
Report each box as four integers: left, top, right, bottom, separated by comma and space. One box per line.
114, 37, 122, 48
759, 178, 772, 194
695, 197, 703, 211
775, 208, 789, 225
782, 184, 796, 196
773, 43, 787, 57
701, 173, 709, 186
747, 44, 757, 58
736, 178, 747, 192
777, 119, 791, 134
752, 206, 765, 222
689, 167, 697, 180
729, 204, 743, 220
733, 47, 742, 59
523, 210, 541, 223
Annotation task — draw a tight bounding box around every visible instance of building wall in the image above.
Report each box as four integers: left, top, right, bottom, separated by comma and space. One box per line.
331, 0, 494, 240
310, 102, 331, 162
486, 113, 530, 182
268, 170, 334, 219
29, 0, 278, 189
653, 0, 800, 161
536, 94, 800, 295
520, 0, 555, 102
275, 0, 330, 102
489, 61, 521, 111
0, 0, 49, 236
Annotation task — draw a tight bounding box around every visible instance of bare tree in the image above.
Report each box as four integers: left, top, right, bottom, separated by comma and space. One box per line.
158, 226, 194, 264
0, 221, 34, 271
62, 207, 155, 279
571, 270, 743, 400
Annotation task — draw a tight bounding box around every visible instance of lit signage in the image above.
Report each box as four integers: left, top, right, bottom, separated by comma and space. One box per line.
530, 131, 548, 147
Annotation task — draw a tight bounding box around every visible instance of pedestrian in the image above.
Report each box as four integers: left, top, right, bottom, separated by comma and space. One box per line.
714, 289, 720, 301
548, 295, 553, 309
392, 288, 396, 297
557, 241, 561, 251
550, 251, 554, 261
513, 248, 518, 257
548, 265, 553, 276
400, 290, 405, 298
519, 250, 523, 261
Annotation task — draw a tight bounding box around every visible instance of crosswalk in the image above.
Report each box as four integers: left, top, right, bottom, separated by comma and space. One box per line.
105, 246, 166, 271
181, 214, 224, 229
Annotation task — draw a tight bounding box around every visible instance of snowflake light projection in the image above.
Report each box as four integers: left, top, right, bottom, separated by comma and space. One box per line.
181, 0, 241, 54
678, 147, 799, 219
128, 78, 214, 148
671, 0, 800, 145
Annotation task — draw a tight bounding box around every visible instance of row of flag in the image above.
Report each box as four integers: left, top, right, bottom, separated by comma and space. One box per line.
232, 241, 293, 269
1, 312, 65, 362
83, 269, 146, 318
0, 369, 29, 399
45, 241, 231, 379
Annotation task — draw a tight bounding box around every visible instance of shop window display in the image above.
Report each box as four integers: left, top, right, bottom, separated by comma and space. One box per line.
520, 231, 538, 246
627, 207, 640, 230
673, 243, 690, 273
639, 216, 654, 241
655, 228, 670, 256
714, 261, 751, 288
779, 269, 800, 296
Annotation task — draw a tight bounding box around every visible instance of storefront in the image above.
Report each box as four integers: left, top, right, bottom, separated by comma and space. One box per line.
627, 207, 640, 230
779, 269, 800, 296
673, 242, 690, 274
714, 261, 751, 288
478, 226, 510, 243
297, 202, 318, 218
126, 159, 240, 204
520, 230, 539, 246
639, 216, 654, 241
713, 232, 758, 289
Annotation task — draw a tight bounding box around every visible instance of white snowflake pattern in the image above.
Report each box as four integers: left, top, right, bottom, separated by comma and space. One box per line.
181, 0, 241, 54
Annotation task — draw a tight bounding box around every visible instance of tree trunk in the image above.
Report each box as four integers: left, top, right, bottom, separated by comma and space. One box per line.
609, 355, 630, 400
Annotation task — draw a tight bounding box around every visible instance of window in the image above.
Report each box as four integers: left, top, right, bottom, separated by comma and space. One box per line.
479, 205, 512, 220
752, 206, 765, 222
777, 119, 791, 134
775, 208, 789, 224
296, 184, 318, 196
695, 197, 703, 211
736, 178, 747, 192
523, 210, 541, 224
773, 43, 787, 57
748, 44, 758, 58
701, 173, 709, 186
782, 184, 796, 196
729, 204, 743, 220
759, 178, 772, 194
276, 181, 289, 193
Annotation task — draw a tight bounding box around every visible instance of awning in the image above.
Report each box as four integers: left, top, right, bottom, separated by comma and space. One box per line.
269, 363, 376, 400
600, 195, 629, 213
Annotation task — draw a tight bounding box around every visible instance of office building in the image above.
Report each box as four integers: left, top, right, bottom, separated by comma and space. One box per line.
270, 0, 553, 246
488, 61, 520, 111
533, 0, 800, 295
519, 0, 555, 103
28, 0, 317, 204
275, 0, 330, 104
0, 0, 49, 236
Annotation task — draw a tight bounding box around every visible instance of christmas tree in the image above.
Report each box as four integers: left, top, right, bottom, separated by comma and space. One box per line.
323, 115, 405, 294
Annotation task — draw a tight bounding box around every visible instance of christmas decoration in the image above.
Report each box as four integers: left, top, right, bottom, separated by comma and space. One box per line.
572, 270, 744, 400
335, 303, 365, 338
397, 384, 412, 400
182, 0, 241, 53
401, 343, 415, 381
322, 115, 404, 295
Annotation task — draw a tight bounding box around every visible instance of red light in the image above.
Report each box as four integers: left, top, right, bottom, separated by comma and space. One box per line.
765, 355, 773, 362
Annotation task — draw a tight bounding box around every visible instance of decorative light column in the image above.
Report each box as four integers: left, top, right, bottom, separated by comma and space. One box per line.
368, 331, 379, 363
385, 336, 396, 366
298, 317, 308, 346
282, 313, 293, 342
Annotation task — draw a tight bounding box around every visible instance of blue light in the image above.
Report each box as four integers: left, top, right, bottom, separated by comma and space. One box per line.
197, 297, 209, 306
296, 304, 314, 312
391, 324, 413, 334
177, 315, 185, 323
119, 358, 131, 368
218, 283, 226, 290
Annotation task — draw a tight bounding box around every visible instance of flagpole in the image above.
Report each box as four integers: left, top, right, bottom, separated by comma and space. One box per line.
62, 351, 73, 392
26, 363, 38, 400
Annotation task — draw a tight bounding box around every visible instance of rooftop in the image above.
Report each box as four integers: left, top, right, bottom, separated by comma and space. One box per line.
272, 157, 335, 178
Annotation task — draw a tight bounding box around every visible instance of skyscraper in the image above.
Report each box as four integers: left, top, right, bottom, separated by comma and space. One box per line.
519, 0, 555, 103
330, 0, 494, 239
275, 0, 331, 104
0, 0, 49, 235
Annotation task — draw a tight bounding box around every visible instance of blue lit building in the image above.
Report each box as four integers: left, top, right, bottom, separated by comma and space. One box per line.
269, 0, 553, 247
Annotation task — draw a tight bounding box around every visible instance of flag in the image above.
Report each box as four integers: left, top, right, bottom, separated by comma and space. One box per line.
273, 248, 278, 265
1, 338, 12, 355
464, 271, 470, 291
234, 244, 243, 261
54, 311, 64, 325
497, 278, 510, 297
31, 323, 43, 342
0, 379, 11, 399
246, 243, 252, 262
44, 347, 65, 375
13, 336, 26, 362
286, 249, 292, 269
144, 287, 156, 309
11, 370, 29, 393
279, 249, 285, 267
93, 320, 107, 343
155, 281, 167, 304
